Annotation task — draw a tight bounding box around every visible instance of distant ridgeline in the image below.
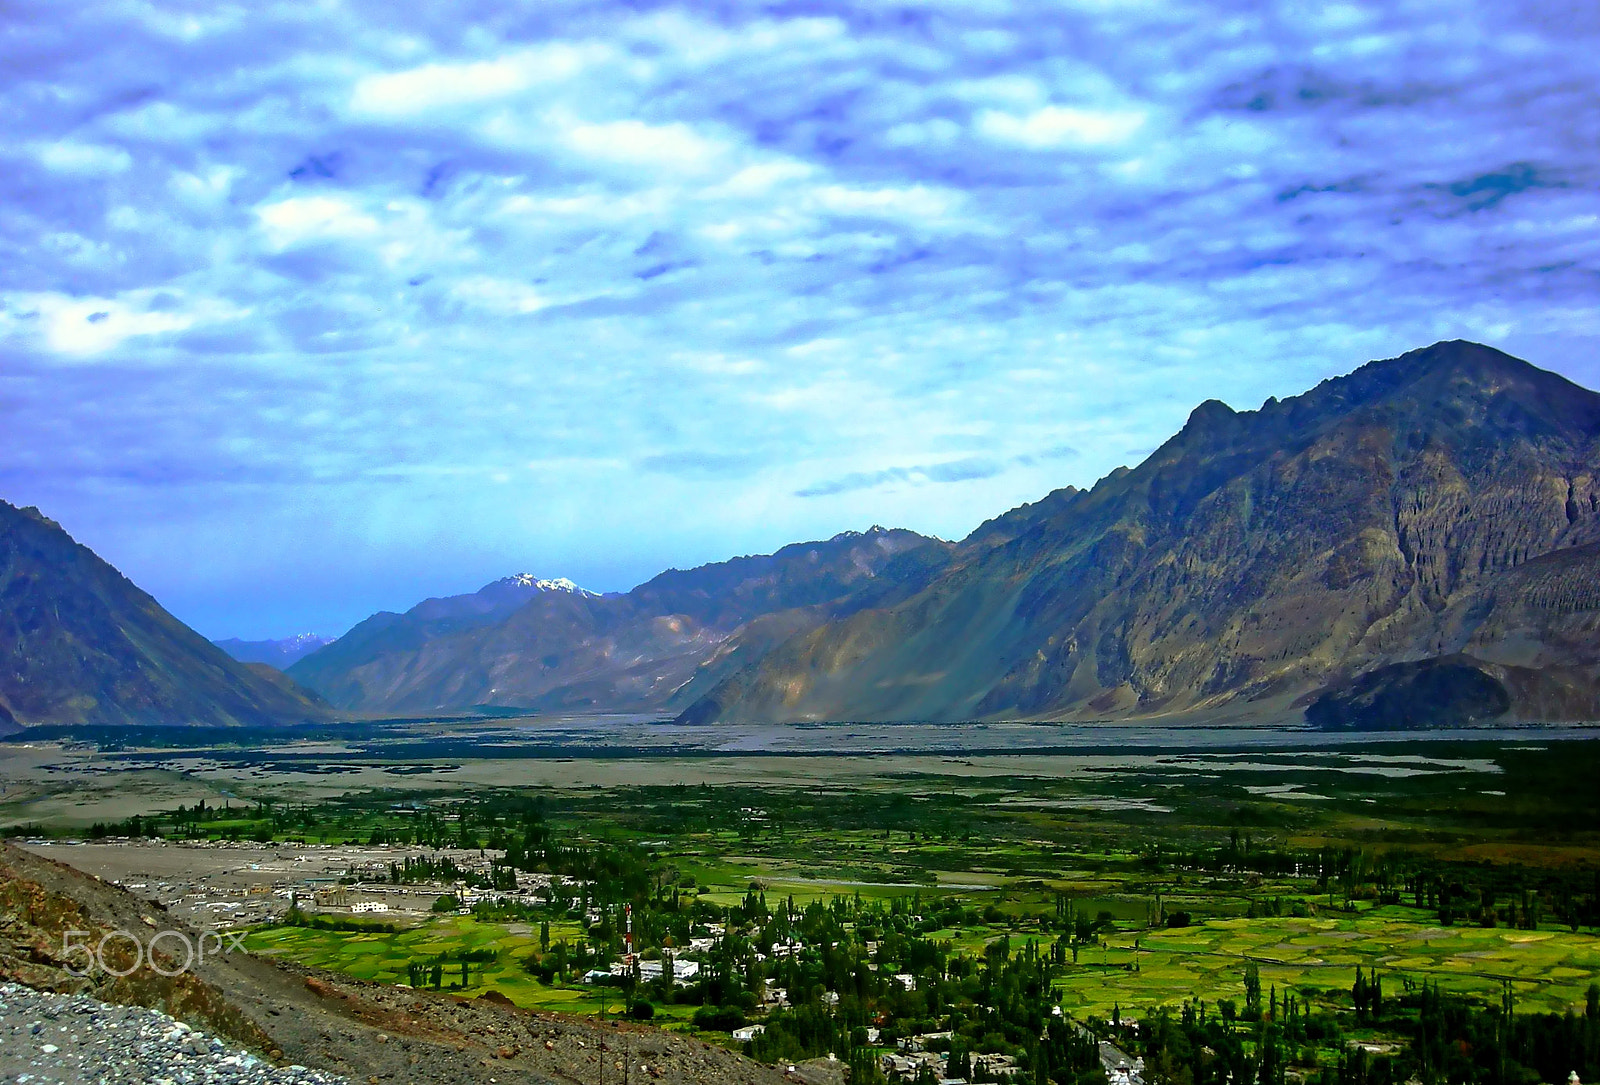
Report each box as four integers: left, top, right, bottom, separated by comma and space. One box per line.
212, 633, 334, 669
6, 341, 1600, 733
288, 341, 1600, 731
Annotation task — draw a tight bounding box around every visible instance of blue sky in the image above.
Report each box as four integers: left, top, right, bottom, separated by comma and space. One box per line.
2, 0, 1597, 639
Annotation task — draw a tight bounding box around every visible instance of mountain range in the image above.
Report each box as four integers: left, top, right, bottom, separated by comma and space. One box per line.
285, 528, 952, 714
287, 340, 1600, 729
4, 340, 1598, 733
0, 502, 327, 734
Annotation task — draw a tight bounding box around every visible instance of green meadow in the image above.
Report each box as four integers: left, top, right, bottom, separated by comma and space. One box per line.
244, 917, 703, 1026
246, 898, 1600, 1022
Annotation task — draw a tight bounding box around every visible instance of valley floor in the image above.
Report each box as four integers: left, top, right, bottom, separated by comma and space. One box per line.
6, 726, 1600, 1085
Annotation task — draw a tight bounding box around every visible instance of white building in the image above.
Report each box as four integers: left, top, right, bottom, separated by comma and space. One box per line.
635, 958, 701, 985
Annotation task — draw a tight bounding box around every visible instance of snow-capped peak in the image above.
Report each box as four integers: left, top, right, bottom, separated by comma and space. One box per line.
497, 574, 597, 597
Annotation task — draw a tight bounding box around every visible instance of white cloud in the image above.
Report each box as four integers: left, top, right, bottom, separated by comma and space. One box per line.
500, 189, 672, 222
950, 75, 1048, 108
35, 142, 132, 175
624, 11, 848, 64
714, 159, 817, 196
350, 44, 606, 114
975, 105, 1148, 148
2, 291, 242, 357
450, 276, 550, 315
563, 118, 728, 171
811, 183, 964, 221
255, 196, 380, 248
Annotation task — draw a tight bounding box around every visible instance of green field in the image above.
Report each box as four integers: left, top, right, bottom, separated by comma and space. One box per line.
1087, 911, 1600, 1016
245, 917, 703, 1027
246, 897, 1600, 1024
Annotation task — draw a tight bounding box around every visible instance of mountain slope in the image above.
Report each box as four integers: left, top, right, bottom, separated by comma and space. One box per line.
285, 574, 601, 708
0, 501, 328, 730
683, 342, 1600, 725
288, 527, 952, 713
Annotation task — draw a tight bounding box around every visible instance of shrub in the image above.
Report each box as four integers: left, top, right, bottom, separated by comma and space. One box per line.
692, 1005, 747, 1031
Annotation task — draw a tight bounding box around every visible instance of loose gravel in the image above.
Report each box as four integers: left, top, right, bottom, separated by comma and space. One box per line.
0, 983, 350, 1085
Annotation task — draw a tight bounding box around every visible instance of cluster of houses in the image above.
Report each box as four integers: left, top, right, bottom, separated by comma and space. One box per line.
579, 922, 728, 987
876, 1036, 1143, 1085
581, 956, 704, 986
560, 921, 1138, 1085
1097, 1041, 1146, 1085
879, 1033, 1023, 1084
59, 839, 513, 929
879, 1050, 1023, 1083
312, 866, 562, 916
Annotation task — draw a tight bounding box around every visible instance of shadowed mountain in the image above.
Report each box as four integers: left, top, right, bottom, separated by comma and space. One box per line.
681, 341, 1600, 726
287, 528, 953, 714
0, 501, 328, 732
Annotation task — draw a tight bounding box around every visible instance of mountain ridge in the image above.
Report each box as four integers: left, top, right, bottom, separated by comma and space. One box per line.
679, 341, 1600, 726
286, 525, 954, 713
0, 501, 329, 731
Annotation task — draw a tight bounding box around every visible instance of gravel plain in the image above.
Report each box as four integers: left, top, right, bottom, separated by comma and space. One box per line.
0, 983, 350, 1085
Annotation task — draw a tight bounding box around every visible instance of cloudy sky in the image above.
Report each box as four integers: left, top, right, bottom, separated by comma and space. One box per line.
3, 0, 1598, 639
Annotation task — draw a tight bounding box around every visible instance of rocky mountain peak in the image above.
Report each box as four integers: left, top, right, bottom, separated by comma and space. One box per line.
494, 574, 595, 597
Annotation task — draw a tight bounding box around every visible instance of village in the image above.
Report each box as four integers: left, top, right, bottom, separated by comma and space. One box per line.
22, 799, 1165, 1085
21, 837, 535, 928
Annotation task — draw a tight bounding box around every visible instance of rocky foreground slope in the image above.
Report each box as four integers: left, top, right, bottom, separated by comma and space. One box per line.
0, 984, 347, 1085
681, 341, 1600, 726
0, 841, 788, 1085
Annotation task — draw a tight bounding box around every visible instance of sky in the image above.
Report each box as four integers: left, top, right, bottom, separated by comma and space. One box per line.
2, 0, 1598, 640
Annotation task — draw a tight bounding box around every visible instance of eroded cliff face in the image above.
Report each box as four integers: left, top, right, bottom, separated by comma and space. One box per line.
684, 342, 1600, 725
